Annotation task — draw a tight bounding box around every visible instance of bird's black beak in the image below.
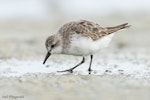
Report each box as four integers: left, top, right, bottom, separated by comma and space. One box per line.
43, 52, 51, 64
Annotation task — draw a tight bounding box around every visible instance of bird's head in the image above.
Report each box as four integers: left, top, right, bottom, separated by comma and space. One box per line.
43, 34, 62, 64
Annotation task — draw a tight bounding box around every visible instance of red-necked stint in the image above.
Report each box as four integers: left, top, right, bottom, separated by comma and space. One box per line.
43, 20, 130, 74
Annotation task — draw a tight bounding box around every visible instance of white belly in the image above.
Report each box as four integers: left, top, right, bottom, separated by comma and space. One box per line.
65, 34, 114, 56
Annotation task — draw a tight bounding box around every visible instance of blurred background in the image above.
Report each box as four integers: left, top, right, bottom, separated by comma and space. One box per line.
0, 0, 150, 59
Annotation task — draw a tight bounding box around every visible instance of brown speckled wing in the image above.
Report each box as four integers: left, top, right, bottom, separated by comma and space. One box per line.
73, 20, 108, 40
70, 20, 129, 41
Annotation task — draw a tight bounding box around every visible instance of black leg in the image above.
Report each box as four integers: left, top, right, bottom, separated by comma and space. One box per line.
88, 55, 93, 74
57, 57, 85, 73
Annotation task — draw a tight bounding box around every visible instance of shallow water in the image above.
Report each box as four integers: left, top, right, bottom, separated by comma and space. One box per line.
0, 47, 150, 79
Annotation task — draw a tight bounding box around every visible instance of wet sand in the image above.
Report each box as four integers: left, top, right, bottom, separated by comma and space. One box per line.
0, 74, 150, 100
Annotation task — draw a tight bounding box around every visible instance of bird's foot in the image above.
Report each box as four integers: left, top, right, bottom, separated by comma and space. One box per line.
88, 68, 92, 74
57, 68, 74, 73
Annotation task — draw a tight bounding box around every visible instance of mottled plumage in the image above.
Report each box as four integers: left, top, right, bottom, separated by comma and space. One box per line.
57, 20, 129, 49
43, 20, 130, 73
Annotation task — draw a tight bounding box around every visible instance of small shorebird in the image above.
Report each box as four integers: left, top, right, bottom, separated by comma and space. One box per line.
43, 20, 130, 74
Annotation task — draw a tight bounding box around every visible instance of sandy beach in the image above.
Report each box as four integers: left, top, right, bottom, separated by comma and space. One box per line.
0, 74, 150, 100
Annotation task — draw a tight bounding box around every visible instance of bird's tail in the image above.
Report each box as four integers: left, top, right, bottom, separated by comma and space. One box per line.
106, 23, 131, 34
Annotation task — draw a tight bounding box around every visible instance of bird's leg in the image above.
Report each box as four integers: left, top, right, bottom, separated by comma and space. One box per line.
88, 55, 93, 74
57, 57, 85, 73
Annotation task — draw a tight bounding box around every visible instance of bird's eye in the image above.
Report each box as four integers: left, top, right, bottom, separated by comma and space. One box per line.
51, 45, 54, 48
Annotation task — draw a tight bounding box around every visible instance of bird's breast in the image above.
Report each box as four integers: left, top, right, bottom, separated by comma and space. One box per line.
63, 34, 114, 56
